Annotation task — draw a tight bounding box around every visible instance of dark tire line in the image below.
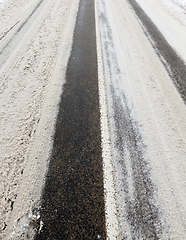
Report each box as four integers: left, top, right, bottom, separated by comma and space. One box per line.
97, 0, 162, 238
34, 0, 106, 239
127, 0, 186, 104
0, 0, 45, 68
0, 21, 19, 41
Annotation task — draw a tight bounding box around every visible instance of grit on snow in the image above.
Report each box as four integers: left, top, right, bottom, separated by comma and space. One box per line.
1, 0, 186, 239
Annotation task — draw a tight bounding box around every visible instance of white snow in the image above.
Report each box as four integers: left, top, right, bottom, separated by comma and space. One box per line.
170, 0, 186, 8
97, 0, 186, 238
0, 0, 79, 238
95, 0, 119, 239
135, 0, 186, 63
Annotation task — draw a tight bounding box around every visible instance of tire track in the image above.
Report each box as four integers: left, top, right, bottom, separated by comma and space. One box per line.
34, 0, 106, 239
0, 0, 79, 238
0, 21, 19, 41
127, 0, 186, 104
0, 0, 48, 68
0, 0, 51, 91
97, 0, 163, 238
98, 0, 186, 238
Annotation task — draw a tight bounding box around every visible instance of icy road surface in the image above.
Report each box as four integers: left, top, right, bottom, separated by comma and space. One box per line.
1, 0, 186, 239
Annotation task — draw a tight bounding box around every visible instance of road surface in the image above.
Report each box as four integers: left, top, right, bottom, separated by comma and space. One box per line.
1, 0, 186, 239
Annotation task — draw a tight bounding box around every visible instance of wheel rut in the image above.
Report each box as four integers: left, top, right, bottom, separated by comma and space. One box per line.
34, 0, 106, 239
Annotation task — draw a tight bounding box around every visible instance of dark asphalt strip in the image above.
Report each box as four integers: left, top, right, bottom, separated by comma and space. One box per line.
34, 0, 106, 239
127, 0, 186, 104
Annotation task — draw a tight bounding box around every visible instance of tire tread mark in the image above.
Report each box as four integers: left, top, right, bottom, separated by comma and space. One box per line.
127, 0, 186, 104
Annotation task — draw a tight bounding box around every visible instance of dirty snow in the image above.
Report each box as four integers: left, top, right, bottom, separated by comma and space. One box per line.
0, 0, 79, 238
96, 0, 186, 238
1, 0, 186, 239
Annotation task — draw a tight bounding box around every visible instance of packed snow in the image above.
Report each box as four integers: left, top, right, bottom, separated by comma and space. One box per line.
97, 0, 186, 238
0, 0, 79, 238
1, 0, 186, 239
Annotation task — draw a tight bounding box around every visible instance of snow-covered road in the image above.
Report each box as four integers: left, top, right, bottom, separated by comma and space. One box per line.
0, 0, 79, 238
1, 0, 186, 239
97, 0, 186, 238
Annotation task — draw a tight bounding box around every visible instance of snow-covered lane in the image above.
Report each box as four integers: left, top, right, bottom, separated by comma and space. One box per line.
135, 0, 186, 63
0, 0, 79, 238
97, 0, 186, 238
128, 0, 186, 105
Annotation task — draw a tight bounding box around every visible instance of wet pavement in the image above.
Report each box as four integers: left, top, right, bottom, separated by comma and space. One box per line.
34, 0, 106, 239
